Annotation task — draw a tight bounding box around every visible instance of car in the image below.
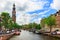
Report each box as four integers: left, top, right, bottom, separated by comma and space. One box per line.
51, 30, 60, 35
51, 31, 57, 35
6, 31, 10, 34
56, 31, 60, 35
35, 30, 42, 34
12, 30, 15, 32
0, 31, 3, 34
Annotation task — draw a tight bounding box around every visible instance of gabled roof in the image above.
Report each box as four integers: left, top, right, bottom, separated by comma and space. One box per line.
54, 10, 60, 16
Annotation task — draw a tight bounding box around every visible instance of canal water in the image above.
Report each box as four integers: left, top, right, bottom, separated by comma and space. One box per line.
9, 30, 60, 40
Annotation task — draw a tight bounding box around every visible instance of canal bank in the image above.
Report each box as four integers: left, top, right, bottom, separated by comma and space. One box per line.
42, 33, 60, 38
0, 33, 14, 40
0, 30, 60, 40
9, 30, 60, 40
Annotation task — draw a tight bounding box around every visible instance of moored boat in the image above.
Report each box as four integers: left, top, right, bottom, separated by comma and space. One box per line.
14, 31, 20, 35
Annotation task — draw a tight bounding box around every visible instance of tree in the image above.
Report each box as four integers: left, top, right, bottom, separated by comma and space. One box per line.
28, 23, 33, 29
46, 15, 56, 32
32, 22, 37, 28
36, 24, 41, 30
41, 15, 56, 32
40, 18, 47, 28
1, 12, 10, 29
12, 23, 21, 29
0, 12, 22, 30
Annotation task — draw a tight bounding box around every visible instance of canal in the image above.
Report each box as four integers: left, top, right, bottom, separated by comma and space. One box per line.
9, 30, 60, 40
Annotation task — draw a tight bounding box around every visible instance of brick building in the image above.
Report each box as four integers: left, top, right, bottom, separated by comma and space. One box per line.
41, 10, 60, 31
55, 10, 60, 28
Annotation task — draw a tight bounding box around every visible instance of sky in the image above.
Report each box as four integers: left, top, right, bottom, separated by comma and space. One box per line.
0, 0, 60, 25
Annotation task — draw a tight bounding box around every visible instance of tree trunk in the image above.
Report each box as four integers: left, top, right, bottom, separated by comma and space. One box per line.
50, 26, 52, 33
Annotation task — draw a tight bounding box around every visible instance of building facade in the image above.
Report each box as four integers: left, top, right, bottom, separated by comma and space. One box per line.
40, 10, 60, 31
55, 10, 60, 28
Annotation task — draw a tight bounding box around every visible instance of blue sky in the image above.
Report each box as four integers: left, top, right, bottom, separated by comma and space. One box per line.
0, 0, 60, 25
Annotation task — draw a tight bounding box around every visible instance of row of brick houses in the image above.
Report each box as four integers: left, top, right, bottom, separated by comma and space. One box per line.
41, 10, 60, 31
55, 10, 60, 28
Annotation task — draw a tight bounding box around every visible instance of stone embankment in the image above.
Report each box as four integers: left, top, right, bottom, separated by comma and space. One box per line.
42, 33, 60, 38
0, 33, 14, 40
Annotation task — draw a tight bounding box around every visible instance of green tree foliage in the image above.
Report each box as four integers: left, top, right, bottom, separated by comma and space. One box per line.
22, 23, 41, 30
0, 12, 21, 30
12, 23, 22, 29
28, 23, 33, 29
1, 12, 10, 28
41, 15, 56, 32
40, 18, 47, 27
35, 24, 41, 30
46, 15, 56, 32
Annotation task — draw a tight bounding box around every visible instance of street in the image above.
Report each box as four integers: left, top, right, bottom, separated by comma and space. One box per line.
9, 30, 60, 40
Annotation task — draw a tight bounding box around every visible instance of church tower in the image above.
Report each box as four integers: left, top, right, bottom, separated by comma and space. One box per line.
12, 3, 16, 22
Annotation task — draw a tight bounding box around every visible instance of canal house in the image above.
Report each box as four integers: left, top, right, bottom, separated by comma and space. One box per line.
41, 10, 60, 32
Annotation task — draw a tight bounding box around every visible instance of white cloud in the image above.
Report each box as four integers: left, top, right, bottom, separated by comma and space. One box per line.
51, 0, 60, 10
25, 1, 45, 11
0, 1, 7, 12
32, 18, 41, 24
16, 11, 31, 25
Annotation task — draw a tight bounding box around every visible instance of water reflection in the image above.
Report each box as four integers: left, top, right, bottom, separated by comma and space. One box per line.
9, 30, 60, 40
